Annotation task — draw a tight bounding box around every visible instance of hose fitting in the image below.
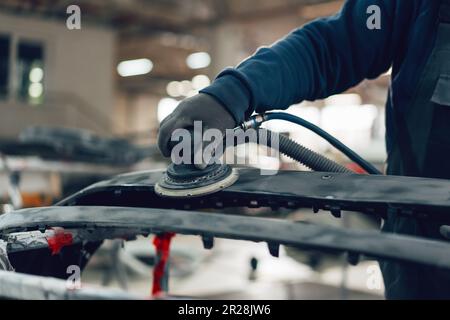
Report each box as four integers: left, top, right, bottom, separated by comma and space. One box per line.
240, 114, 266, 130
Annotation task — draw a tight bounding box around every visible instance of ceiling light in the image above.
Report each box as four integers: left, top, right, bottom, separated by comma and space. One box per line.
180, 80, 192, 96
29, 67, 44, 83
117, 58, 153, 77
166, 81, 182, 97
186, 52, 211, 69
28, 83, 43, 98
191, 75, 210, 90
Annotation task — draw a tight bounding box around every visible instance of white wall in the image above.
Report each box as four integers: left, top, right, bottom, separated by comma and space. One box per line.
0, 12, 116, 137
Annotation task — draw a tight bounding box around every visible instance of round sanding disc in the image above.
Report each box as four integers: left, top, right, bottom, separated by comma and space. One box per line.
155, 165, 239, 198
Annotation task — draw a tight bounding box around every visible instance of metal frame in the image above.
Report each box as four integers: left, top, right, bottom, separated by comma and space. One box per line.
2, 205, 450, 270
60, 168, 450, 222
0, 270, 141, 300
2, 167, 450, 299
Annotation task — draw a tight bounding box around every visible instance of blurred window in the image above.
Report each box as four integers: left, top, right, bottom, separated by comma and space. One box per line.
17, 40, 44, 104
0, 35, 10, 100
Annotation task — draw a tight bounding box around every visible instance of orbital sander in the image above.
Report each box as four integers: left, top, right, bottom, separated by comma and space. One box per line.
155, 112, 381, 199
155, 163, 239, 198
155, 127, 239, 198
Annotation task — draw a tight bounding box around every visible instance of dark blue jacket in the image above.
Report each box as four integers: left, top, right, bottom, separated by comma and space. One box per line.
201, 0, 441, 154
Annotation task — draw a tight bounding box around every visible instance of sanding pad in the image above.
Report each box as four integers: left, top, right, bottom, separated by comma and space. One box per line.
155, 163, 239, 198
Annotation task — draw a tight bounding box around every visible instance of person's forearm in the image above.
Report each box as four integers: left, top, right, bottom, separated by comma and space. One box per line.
202, 0, 413, 123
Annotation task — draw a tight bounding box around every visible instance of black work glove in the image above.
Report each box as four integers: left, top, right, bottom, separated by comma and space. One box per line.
157, 93, 237, 166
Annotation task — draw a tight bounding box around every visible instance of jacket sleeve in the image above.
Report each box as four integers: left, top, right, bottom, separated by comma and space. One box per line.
200, 0, 417, 123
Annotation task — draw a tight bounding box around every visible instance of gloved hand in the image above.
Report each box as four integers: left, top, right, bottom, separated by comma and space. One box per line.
157, 93, 237, 165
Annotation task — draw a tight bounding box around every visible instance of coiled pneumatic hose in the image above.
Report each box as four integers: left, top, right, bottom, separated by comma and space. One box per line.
256, 128, 352, 173
239, 112, 381, 174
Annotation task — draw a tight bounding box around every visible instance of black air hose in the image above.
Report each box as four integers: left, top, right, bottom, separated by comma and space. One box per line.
243, 112, 381, 174
256, 128, 352, 173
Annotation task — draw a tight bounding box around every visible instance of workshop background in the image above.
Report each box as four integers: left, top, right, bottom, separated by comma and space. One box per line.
0, 0, 388, 299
